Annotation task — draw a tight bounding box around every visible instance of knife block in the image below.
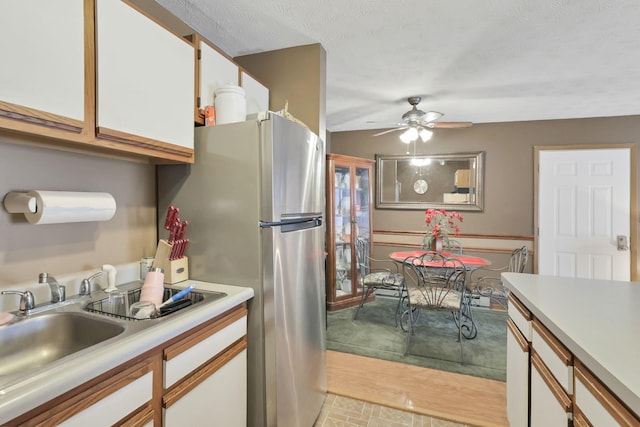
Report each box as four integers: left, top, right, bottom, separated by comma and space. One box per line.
156, 256, 189, 284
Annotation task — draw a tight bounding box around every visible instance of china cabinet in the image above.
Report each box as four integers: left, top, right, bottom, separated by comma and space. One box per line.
326, 154, 374, 311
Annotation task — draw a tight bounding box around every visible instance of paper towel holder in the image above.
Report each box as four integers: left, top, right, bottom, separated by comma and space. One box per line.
3, 190, 117, 224
3, 192, 37, 214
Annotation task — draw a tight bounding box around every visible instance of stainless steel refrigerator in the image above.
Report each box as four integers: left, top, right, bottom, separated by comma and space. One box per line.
157, 112, 327, 427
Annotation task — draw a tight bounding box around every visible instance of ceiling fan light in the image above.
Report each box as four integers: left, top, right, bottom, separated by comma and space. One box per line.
400, 127, 418, 143
419, 128, 433, 142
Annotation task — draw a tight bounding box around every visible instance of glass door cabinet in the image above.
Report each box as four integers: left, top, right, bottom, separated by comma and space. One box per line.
326, 154, 374, 311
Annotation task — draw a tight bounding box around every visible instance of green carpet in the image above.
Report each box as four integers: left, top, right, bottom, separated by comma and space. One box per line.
327, 297, 508, 381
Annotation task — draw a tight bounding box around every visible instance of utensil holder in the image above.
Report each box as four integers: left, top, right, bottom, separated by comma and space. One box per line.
156, 257, 189, 284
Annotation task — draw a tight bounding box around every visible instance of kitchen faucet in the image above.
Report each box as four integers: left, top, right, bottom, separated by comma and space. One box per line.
39, 272, 66, 303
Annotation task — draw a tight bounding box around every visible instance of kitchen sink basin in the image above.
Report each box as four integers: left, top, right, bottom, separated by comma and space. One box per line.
0, 312, 124, 377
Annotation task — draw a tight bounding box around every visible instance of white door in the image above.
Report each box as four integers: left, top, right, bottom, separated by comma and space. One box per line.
538, 148, 631, 280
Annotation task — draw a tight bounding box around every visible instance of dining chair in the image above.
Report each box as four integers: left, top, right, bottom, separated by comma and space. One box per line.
401, 253, 474, 363
468, 246, 529, 308
352, 237, 405, 325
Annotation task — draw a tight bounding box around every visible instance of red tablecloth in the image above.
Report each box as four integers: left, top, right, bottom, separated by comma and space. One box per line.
389, 250, 490, 267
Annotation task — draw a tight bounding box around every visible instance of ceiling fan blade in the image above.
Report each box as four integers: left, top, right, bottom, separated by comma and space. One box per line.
373, 127, 406, 136
427, 121, 473, 129
418, 111, 443, 124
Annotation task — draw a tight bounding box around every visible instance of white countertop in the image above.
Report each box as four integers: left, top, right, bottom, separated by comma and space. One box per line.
502, 272, 640, 416
0, 280, 254, 425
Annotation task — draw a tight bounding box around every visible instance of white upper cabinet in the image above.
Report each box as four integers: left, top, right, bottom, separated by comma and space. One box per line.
198, 40, 239, 109
0, 0, 85, 129
95, 0, 194, 151
241, 71, 269, 115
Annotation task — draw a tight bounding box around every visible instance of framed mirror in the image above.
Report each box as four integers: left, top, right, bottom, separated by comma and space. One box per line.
375, 152, 484, 211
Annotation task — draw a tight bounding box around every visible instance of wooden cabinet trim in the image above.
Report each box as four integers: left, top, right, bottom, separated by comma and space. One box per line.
0, 101, 85, 132
572, 406, 593, 427
574, 360, 640, 426
163, 303, 247, 361
83, 0, 96, 137
97, 127, 194, 159
114, 403, 155, 427
532, 318, 572, 365
10, 358, 153, 426
531, 350, 572, 412
507, 318, 529, 352
163, 337, 247, 409
508, 293, 531, 321
327, 153, 376, 165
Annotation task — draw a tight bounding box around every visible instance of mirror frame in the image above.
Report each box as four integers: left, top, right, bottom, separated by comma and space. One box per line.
375, 151, 485, 211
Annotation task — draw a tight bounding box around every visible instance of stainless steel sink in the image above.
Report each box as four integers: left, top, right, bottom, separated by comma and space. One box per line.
0, 282, 227, 387
0, 312, 124, 376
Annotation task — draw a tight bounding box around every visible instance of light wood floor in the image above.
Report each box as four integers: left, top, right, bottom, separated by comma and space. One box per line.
325, 350, 508, 427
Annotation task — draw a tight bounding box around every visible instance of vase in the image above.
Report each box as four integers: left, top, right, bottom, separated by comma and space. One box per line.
430, 236, 443, 252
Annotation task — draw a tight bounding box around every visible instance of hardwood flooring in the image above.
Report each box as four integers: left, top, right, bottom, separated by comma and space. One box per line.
323, 350, 508, 427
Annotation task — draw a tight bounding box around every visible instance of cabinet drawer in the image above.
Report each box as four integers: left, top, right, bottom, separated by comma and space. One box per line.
574, 361, 640, 426
59, 371, 152, 427
531, 318, 573, 394
164, 307, 247, 388
508, 293, 532, 341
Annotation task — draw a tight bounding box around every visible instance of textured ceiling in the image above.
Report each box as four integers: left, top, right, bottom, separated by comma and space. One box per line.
154, 0, 640, 133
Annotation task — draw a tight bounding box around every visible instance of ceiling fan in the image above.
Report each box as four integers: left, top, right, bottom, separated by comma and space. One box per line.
372, 96, 472, 142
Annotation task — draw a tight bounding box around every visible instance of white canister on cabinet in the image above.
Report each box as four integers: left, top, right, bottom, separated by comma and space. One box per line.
214, 84, 246, 124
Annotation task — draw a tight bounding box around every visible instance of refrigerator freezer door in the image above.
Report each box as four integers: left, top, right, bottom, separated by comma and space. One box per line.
260, 113, 325, 222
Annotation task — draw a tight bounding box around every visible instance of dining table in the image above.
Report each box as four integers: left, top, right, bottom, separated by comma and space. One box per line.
388, 250, 491, 269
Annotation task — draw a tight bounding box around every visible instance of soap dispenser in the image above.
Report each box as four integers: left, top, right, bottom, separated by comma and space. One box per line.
102, 264, 118, 293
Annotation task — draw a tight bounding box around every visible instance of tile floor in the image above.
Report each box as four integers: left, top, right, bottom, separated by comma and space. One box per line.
314, 393, 469, 427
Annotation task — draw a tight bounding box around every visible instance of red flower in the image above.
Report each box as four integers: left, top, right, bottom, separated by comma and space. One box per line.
423, 209, 463, 242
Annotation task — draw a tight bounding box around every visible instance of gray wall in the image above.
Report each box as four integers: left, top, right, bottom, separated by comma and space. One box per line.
0, 134, 157, 287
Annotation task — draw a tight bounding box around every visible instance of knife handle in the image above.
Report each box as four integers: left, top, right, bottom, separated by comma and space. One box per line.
168, 220, 180, 243
164, 206, 179, 230
177, 220, 188, 240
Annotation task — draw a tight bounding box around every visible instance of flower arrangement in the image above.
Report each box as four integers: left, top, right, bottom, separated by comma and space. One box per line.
422, 209, 463, 250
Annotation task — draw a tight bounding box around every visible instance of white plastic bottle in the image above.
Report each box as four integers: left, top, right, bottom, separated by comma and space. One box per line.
214, 84, 246, 124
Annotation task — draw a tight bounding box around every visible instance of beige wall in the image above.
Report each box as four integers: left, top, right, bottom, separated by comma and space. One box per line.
235, 43, 327, 142
330, 116, 640, 269
0, 134, 157, 287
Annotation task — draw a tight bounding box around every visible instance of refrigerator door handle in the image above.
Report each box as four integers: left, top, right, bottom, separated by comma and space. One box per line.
259, 216, 322, 231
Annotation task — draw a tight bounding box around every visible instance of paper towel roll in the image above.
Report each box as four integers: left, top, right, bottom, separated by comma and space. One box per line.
24, 191, 116, 224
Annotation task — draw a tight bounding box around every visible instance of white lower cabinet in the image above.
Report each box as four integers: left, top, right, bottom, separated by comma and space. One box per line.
530, 351, 571, 426
164, 349, 247, 426
162, 307, 248, 426
506, 319, 529, 427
